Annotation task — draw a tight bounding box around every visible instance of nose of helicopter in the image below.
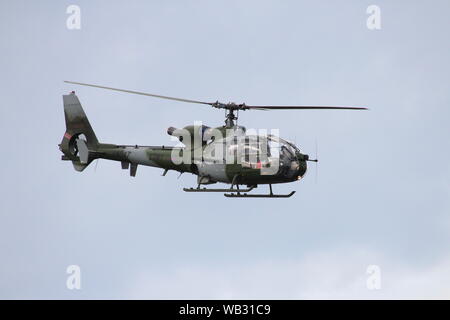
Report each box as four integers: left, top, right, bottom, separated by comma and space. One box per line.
294, 153, 308, 178
297, 159, 307, 178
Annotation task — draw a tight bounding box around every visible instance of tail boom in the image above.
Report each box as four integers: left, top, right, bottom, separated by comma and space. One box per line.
59, 92, 191, 175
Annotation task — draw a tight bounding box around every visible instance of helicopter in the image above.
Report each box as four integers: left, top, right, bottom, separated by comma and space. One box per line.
59, 81, 367, 198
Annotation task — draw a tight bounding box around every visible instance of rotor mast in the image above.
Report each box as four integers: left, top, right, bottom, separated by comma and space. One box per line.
225, 109, 237, 127
210, 101, 245, 127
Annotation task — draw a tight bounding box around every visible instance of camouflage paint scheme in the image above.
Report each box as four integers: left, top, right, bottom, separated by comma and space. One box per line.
59, 93, 308, 187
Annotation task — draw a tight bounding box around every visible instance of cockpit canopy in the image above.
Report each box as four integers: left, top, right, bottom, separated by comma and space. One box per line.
206, 133, 300, 166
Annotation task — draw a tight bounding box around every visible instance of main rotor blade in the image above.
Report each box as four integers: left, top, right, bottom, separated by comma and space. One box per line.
64, 81, 213, 106
245, 105, 368, 110
64, 81, 368, 111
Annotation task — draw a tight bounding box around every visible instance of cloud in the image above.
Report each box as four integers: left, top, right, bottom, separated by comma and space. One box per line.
127, 248, 450, 299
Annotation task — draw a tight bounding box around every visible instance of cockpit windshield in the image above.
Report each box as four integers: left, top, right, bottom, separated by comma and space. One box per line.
220, 133, 299, 165
267, 135, 298, 159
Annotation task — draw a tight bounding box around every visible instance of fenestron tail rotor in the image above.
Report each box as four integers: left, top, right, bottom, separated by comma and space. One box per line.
64, 81, 368, 126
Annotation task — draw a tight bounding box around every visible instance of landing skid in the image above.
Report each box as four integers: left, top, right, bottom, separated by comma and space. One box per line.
183, 186, 255, 193
183, 178, 295, 198
224, 191, 295, 198
224, 184, 295, 198
183, 174, 255, 193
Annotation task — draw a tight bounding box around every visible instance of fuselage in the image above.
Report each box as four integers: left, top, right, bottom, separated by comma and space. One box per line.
59, 93, 308, 187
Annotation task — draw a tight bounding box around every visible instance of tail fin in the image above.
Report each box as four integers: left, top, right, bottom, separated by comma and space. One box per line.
59, 92, 99, 171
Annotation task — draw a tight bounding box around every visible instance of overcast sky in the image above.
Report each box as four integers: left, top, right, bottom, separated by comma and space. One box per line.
1, 0, 449, 299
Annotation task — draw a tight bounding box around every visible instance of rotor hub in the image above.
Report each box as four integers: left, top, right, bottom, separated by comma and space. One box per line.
212, 101, 247, 111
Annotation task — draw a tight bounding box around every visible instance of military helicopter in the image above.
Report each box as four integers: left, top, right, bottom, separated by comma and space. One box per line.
59, 81, 367, 198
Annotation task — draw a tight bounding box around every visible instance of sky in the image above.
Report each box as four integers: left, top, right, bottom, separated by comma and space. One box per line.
0, 0, 449, 299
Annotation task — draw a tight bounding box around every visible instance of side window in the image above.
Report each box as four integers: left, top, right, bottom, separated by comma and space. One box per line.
225, 138, 239, 163
244, 146, 250, 163
270, 141, 279, 158
242, 145, 261, 164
